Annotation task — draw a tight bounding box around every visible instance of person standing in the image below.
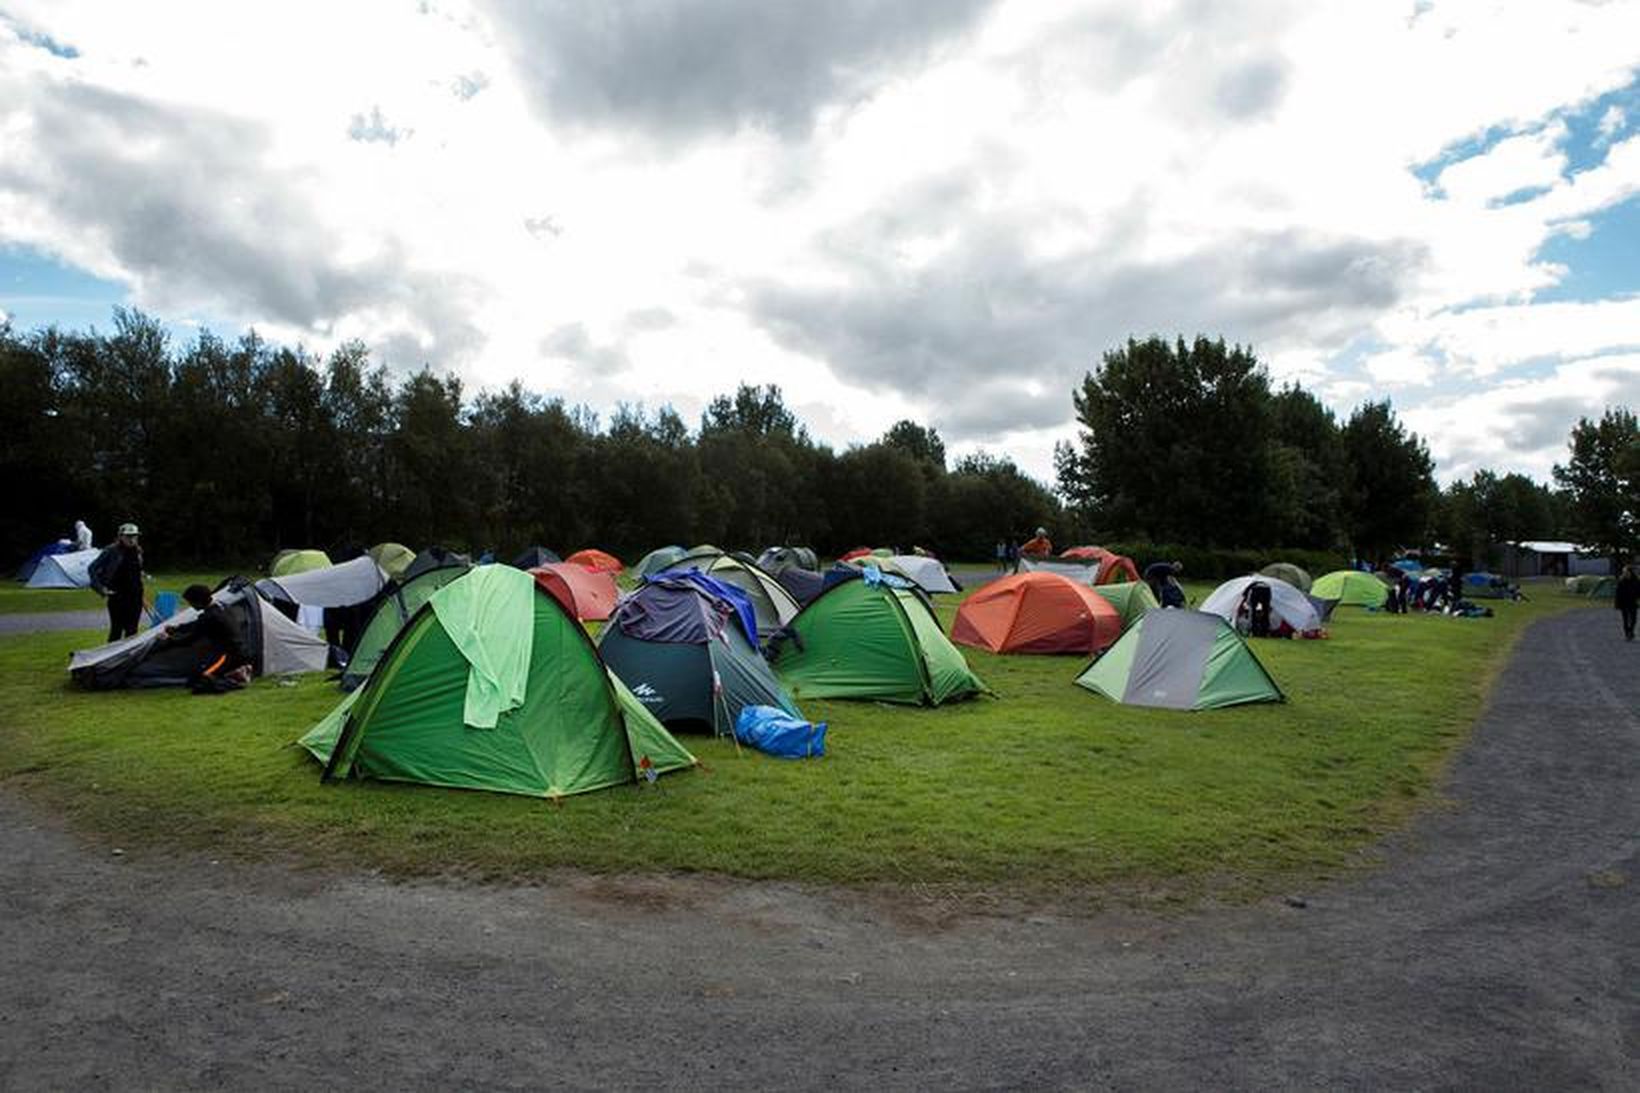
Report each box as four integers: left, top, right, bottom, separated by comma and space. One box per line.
1615, 564, 1640, 642
72, 519, 93, 551
89, 522, 145, 641
994, 540, 1006, 573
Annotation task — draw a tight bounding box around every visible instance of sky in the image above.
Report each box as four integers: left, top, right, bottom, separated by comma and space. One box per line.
1, 0, 1637, 487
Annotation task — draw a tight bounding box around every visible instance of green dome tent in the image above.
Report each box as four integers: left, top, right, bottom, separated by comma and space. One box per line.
368, 542, 416, 580
1075, 609, 1283, 711
1311, 569, 1389, 608
300, 566, 696, 799
634, 545, 690, 579
270, 549, 331, 577
1088, 581, 1159, 630
1258, 562, 1313, 592
340, 559, 472, 690
769, 575, 986, 706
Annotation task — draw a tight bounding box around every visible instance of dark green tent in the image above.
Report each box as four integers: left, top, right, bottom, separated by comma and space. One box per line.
770, 574, 986, 706
301, 566, 696, 799
341, 561, 470, 690
598, 576, 803, 735
1074, 609, 1283, 710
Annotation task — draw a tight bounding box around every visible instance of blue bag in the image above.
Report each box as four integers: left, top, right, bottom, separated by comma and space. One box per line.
733, 705, 828, 759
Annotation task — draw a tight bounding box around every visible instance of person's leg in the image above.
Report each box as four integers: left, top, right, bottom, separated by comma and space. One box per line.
1622, 605, 1636, 640
106, 598, 123, 643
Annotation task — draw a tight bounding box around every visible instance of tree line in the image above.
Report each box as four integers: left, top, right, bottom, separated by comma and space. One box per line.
3, 314, 1632, 569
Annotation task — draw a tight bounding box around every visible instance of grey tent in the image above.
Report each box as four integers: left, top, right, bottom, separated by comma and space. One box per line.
757, 546, 819, 573
510, 546, 561, 569
598, 576, 803, 735
402, 546, 472, 582
255, 554, 386, 609
1074, 609, 1284, 710
635, 545, 690, 579
69, 581, 329, 689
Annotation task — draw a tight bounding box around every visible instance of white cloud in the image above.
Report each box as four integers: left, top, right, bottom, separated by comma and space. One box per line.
0, 0, 1638, 483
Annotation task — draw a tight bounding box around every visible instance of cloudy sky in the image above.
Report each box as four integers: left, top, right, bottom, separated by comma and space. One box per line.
2, 0, 1637, 485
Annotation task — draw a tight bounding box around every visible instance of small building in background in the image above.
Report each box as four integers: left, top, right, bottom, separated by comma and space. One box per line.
1495, 540, 1612, 578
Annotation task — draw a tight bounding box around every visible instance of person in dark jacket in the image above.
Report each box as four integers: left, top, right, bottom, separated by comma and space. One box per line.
89, 522, 146, 641
1615, 564, 1640, 642
163, 585, 253, 684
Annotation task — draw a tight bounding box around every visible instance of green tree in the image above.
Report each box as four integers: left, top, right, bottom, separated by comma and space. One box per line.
1553, 407, 1639, 560
1339, 400, 1436, 563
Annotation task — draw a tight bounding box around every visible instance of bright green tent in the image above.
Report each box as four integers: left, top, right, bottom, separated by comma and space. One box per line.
770, 576, 986, 705
1075, 609, 1283, 711
270, 549, 332, 577
1311, 569, 1388, 608
368, 542, 416, 580
1089, 581, 1159, 630
300, 566, 696, 799
340, 560, 471, 690
1259, 562, 1313, 592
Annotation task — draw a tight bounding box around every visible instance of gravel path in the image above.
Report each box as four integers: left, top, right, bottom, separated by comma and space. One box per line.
0, 607, 1633, 1089
0, 609, 107, 635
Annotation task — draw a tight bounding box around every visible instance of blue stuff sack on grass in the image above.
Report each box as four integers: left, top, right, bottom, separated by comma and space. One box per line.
734, 705, 828, 759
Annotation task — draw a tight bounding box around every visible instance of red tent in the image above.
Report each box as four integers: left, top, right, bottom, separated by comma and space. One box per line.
838, 547, 874, 562
565, 548, 624, 574
1061, 545, 1106, 561
529, 563, 618, 621
952, 572, 1123, 655
1096, 554, 1141, 585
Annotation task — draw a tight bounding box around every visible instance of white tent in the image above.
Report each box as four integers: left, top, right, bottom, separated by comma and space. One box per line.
24, 548, 102, 589
255, 555, 386, 609
1018, 557, 1099, 585
1201, 575, 1322, 634
68, 585, 329, 686
858, 555, 959, 594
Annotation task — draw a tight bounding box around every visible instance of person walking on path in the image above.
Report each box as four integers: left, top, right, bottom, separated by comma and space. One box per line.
1615, 563, 1640, 642
89, 522, 145, 642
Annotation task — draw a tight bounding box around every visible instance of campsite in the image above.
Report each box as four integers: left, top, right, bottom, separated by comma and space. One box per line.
0, 554, 1596, 890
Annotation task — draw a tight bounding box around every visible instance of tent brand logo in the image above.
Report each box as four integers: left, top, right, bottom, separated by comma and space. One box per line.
631, 682, 662, 704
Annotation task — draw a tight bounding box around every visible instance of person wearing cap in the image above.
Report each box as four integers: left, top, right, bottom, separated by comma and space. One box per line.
1021, 527, 1054, 558
89, 522, 146, 641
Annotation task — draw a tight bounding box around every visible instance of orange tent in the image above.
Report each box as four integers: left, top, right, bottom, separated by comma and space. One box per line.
952, 572, 1123, 655
529, 563, 618, 621
1096, 554, 1140, 584
1061, 545, 1105, 561
564, 548, 624, 574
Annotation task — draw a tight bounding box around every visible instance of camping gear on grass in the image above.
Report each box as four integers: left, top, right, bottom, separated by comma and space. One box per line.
733, 705, 828, 758
952, 572, 1123, 655
1074, 609, 1284, 710
69, 580, 330, 689
300, 566, 696, 799
598, 575, 803, 736
769, 570, 986, 706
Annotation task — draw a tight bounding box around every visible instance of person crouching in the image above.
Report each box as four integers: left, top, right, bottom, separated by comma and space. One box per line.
162, 585, 253, 692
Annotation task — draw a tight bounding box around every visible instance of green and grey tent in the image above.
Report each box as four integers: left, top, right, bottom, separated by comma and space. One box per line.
634, 545, 690, 578
1075, 609, 1283, 710
368, 542, 416, 580
669, 548, 801, 640
769, 573, 986, 706
1258, 562, 1313, 593
300, 566, 696, 799
1587, 576, 1616, 599
1088, 581, 1159, 630
340, 560, 471, 690
1311, 569, 1389, 608
598, 575, 803, 735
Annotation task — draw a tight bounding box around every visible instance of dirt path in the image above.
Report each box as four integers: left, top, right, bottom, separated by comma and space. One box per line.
1, 608, 1633, 1089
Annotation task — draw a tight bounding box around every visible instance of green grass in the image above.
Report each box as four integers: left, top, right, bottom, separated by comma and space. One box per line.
0, 580, 1591, 903
0, 572, 233, 615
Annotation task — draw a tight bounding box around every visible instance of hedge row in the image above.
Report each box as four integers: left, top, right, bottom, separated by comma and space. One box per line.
1096, 543, 1351, 582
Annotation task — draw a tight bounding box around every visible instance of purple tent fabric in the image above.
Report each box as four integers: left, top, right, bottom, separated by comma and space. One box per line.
618, 572, 759, 645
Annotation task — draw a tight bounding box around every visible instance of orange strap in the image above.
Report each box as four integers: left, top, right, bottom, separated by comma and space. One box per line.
203, 654, 227, 677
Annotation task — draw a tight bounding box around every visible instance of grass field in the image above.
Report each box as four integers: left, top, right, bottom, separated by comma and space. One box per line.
0, 572, 234, 615
0, 579, 1591, 903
